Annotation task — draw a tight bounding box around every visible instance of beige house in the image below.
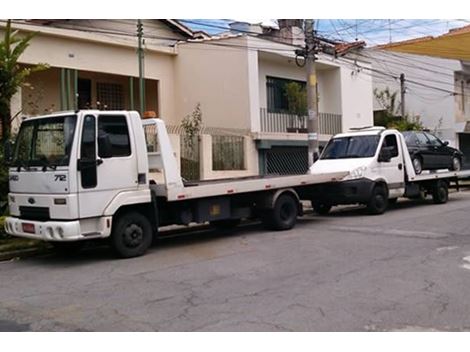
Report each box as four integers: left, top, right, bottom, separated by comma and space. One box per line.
2, 19, 374, 180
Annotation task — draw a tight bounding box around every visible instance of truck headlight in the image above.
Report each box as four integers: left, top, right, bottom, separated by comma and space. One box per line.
349, 166, 367, 179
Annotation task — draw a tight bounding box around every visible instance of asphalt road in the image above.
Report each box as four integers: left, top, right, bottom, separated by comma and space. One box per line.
2, 192, 470, 331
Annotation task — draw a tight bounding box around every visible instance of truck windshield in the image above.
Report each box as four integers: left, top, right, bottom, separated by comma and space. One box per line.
320, 135, 380, 159
12, 115, 77, 168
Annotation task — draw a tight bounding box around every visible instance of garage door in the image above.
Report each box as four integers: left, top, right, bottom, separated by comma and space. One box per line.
264, 146, 308, 175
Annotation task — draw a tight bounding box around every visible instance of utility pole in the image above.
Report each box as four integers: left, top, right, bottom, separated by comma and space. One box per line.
400, 73, 406, 119
137, 20, 145, 114
305, 19, 319, 166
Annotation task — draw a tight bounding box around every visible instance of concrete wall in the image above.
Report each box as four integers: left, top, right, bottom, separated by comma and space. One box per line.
173, 37, 252, 130
199, 135, 258, 179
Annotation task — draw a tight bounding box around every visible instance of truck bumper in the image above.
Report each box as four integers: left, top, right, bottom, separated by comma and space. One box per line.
4, 216, 112, 242
310, 178, 375, 205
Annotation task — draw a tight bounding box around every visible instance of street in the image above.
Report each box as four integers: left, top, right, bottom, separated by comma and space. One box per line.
1, 192, 470, 331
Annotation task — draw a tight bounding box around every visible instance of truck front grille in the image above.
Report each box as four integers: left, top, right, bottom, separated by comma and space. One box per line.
19, 206, 50, 221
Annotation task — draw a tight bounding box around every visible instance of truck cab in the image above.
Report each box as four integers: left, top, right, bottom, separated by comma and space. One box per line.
308, 127, 408, 214
5, 110, 151, 245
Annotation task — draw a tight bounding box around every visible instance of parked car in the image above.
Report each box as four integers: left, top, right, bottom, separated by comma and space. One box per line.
402, 131, 463, 174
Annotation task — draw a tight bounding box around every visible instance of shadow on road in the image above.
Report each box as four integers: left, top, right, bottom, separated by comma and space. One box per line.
17, 217, 326, 266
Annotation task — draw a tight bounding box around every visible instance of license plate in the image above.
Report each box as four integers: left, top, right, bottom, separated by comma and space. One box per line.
22, 223, 35, 234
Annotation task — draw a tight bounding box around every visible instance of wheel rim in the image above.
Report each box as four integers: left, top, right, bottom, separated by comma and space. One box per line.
123, 223, 144, 248
413, 158, 422, 174
280, 202, 294, 221
453, 157, 461, 171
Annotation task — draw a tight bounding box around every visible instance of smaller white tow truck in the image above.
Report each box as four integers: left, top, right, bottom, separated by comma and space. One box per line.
4, 110, 347, 258
308, 127, 470, 215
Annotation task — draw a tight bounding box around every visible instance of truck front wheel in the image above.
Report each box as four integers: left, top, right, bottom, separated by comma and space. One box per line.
111, 212, 153, 258
367, 185, 388, 215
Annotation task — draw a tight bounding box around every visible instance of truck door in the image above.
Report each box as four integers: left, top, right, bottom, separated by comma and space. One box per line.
77, 113, 138, 218
378, 133, 404, 197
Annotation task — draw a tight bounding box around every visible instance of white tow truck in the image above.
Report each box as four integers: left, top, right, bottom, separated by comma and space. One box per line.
4, 110, 347, 258
308, 126, 470, 215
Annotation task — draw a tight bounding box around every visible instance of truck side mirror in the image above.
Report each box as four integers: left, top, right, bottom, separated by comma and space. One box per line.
98, 133, 113, 158
378, 147, 392, 163
443, 141, 449, 146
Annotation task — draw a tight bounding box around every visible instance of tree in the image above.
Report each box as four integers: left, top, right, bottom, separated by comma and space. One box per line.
284, 82, 307, 130
0, 19, 47, 142
373, 87, 422, 131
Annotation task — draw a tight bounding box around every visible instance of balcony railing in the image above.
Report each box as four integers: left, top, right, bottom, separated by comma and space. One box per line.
260, 108, 342, 135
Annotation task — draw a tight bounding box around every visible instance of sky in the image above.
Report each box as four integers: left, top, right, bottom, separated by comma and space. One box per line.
180, 19, 470, 46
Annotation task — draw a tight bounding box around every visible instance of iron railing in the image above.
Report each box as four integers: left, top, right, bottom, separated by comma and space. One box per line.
260, 108, 342, 135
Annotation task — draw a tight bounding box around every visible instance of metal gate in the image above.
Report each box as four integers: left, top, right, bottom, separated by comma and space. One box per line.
180, 135, 200, 181
264, 146, 308, 175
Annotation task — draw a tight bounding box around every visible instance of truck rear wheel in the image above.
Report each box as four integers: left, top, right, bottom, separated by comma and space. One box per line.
111, 212, 153, 258
262, 194, 298, 230
367, 185, 388, 215
432, 180, 448, 204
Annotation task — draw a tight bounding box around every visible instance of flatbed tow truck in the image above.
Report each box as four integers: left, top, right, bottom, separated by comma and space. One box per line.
308, 126, 470, 214
4, 110, 346, 258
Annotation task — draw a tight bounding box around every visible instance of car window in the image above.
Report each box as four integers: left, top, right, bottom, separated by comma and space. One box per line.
424, 132, 442, 146
415, 132, 429, 145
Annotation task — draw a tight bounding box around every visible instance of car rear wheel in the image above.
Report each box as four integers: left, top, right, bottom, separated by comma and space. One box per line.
412, 157, 423, 175
451, 156, 461, 171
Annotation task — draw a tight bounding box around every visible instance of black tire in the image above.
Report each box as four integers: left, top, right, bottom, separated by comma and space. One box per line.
451, 156, 461, 171
412, 156, 423, 175
210, 218, 241, 230
111, 212, 153, 258
367, 185, 388, 215
262, 194, 298, 230
432, 180, 448, 204
388, 198, 398, 205
51, 241, 84, 256
311, 201, 332, 215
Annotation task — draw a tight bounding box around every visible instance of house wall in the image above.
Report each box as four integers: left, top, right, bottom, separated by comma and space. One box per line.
174, 37, 252, 130
3, 26, 177, 124
369, 50, 461, 142
339, 64, 374, 131
44, 19, 188, 47
257, 56, 343, 115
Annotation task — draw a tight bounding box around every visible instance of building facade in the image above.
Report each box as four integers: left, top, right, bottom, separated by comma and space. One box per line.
2, 19, 374, 180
